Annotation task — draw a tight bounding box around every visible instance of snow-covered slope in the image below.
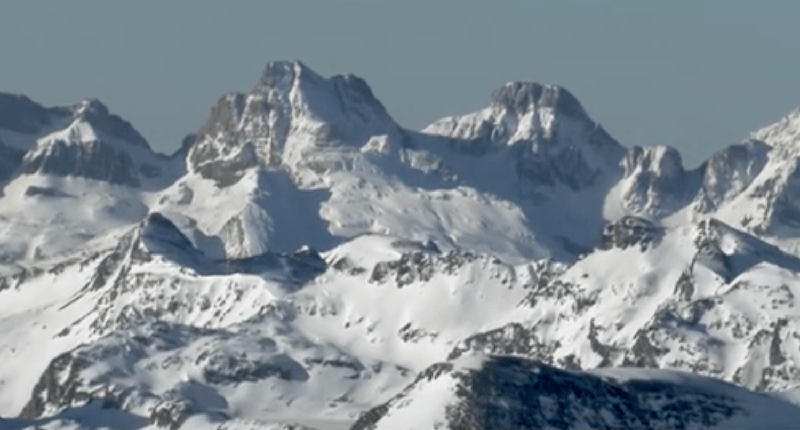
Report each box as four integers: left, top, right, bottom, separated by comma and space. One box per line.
0, 95, 181, 263
6, 60, 800, 429
0, 221, 553, 427
157, 62, 637, 263
446, 217, 800, 392
354, 354, 800, 430
0, 94, 172, 188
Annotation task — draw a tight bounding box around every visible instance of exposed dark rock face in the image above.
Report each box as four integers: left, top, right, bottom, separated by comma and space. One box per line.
192, 138, 259, 187
67, 100, 150, 149
19, 322, 322, 422
0, 94, 164, 187
197, 351, 309, 384
599, 216, 664, 251
331, 257, 367, 276
0, 93, 56, 134
674, 269, 695, 301
695, 140, 770, 213
352, 356, 745, 430
446, 358, 740, 430
230, 246, 327, 284
491, 82, 590, 122
0, 141, 24, 183
429, 81, 626, 207
694, 217, 800, 278
138, 212, 199, 258
513, 140, 604, 194
149, 397, 193, 430
368, 249, 491, 287
19, 140, 143, 186
23, 186, 73, 198
20, 352, 92, 418
369, 252, 437, 287
623, 329, 671, 368
188, 61, 393, 187
447, 323, 558, 362
621, 145, 700, 216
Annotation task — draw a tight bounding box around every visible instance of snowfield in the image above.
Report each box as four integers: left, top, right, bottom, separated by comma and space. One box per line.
3, 60, 800, 429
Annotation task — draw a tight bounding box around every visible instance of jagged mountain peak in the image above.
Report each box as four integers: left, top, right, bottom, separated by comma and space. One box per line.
251, 59, 390, 123
188, 60, 398, 186
61, 98, 151, 149
750, 106, 800, 148
624, 145, 686, 176
0, 94, 150, 150
17, 109, 164, 187
422, 79, 621, 159
69, 98, 109, 117
490, 81, 590, 121
138, 212, 196, 254
0, 92, 169, 188
254, 59, 311, 89
12, 60, 800, 429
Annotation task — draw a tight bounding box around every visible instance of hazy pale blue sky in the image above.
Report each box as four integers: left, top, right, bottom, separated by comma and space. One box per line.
1, 1, 799, 166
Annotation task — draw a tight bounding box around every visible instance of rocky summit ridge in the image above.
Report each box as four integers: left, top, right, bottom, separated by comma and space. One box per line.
2, 60, 800, 429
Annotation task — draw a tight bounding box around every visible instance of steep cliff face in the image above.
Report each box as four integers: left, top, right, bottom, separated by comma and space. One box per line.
0, 94, 169, 190
617, 145, 698, 216
352, 355, 800, 430
169, 63, 637, 261
186, 60, 399, 188
6, 60, 800, 430
17, 99, 168, 188
706, 108, 800, 235
424, 81, 626, 198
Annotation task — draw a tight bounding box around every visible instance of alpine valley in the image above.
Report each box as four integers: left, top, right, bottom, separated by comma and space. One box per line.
3, 61, 800, 429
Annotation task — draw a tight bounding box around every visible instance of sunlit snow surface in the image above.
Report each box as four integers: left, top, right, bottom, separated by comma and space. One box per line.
5, 61, 800, 429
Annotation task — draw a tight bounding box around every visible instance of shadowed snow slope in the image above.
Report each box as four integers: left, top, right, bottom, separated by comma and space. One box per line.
353, 354, 800, 430
5, 60, 800, 429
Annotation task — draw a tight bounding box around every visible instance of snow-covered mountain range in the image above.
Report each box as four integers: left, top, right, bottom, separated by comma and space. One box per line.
3, 60, 800, 429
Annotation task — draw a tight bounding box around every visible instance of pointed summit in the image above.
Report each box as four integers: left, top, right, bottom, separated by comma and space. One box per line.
423, 80, 616, 149
187, 60, 398, 186
251, 59, 390, 123
8, 97, 167, 187
0, 93, 167, 188
490, 82, 590, 121
65, 98, 150, 149
70, 98, 110, 117
253, 60, 319, 93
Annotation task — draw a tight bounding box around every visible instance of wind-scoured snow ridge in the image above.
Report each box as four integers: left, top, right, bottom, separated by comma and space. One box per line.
7, 59, 800, 429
